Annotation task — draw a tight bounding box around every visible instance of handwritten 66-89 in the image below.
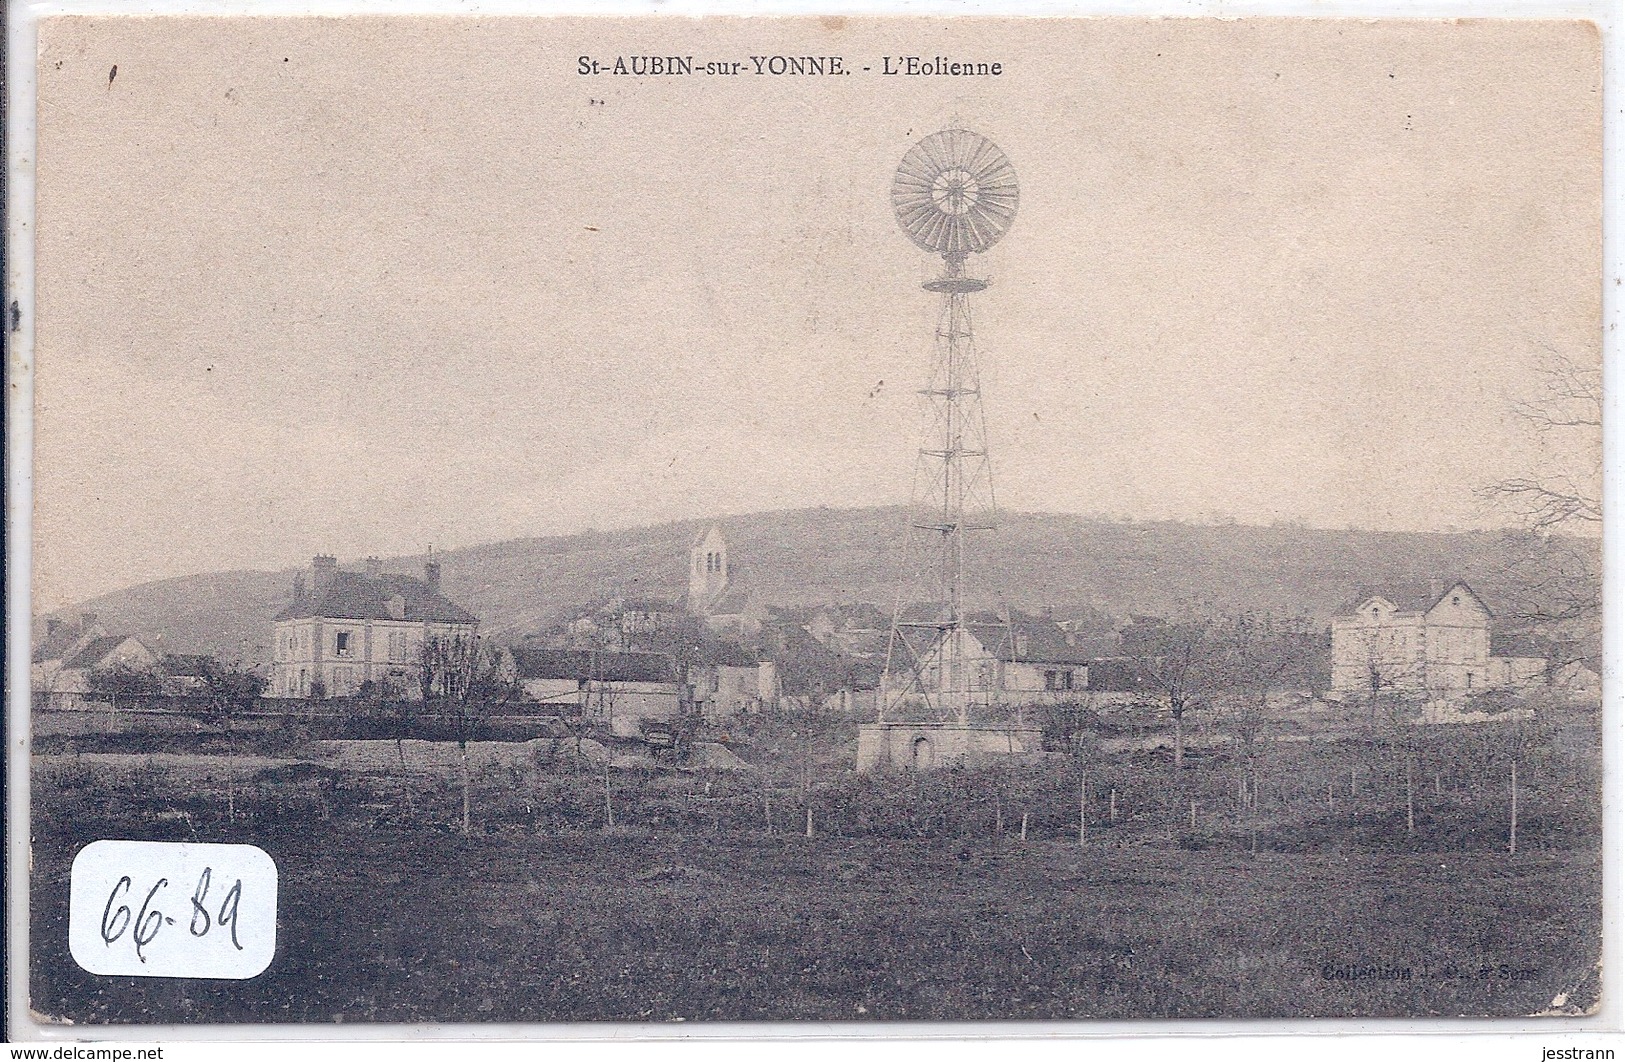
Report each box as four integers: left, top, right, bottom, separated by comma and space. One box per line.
70, 840, 277, 979
100, 866, 245, 963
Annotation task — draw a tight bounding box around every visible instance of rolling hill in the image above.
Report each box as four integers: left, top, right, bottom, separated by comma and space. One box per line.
38, 507, 1593, 661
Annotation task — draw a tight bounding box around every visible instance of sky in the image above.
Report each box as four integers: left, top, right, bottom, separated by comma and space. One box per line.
30, 16, 1602, 609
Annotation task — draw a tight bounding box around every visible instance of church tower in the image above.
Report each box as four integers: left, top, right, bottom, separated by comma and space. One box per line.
688, 524, 730, 615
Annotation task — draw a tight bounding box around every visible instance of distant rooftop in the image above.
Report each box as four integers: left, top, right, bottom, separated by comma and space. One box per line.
512, 646, 676, 685
276, 570, 477, 625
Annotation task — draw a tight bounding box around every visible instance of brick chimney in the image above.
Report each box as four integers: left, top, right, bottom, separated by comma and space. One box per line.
311, 555, 338, 599
79, 612, 98, 634
364, 556, 383, 580
292, 572, 306, 598
424, 558, 442, 596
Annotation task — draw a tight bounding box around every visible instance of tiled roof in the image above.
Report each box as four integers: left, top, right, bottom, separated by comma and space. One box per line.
966, 621, 1096, 666
512, 647, 676, 684
31, 623, 96, 664
706, 584, 753, 617
63, 636, 134, 671
620, 598, 683, 614
1338, 579, 1488, 618
699, 641, 760, 668
275, 571, 477, 624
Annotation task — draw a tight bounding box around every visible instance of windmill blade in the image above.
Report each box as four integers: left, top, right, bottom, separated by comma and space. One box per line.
891, 129, 1019, 257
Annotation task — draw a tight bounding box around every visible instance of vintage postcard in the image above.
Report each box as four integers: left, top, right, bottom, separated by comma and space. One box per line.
12, 12, 1606, 1032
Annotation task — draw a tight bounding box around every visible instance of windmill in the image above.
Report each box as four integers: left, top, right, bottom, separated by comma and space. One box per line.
880, 129, 1019, 727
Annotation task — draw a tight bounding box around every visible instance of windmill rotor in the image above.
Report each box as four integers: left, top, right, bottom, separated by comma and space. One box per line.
891, 129, 1019, 258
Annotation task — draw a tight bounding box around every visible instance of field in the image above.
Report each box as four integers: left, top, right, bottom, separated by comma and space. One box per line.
28, 706, 1603, 1024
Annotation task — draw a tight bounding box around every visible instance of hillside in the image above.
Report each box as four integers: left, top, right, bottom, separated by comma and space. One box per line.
38, 507, 1594, 660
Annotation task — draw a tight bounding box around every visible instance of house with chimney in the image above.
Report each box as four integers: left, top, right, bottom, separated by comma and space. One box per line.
31, 613, 159, 708
1329, 579, 1548, 698
270, 554, 478, 699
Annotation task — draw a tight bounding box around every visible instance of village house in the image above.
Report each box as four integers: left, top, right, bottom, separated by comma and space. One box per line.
689, 641, 781, 722
885, 616, 1096, 709
31, 614, 159, 708
804, 603, 889, 658
559, 597, 692, 652
1329, 579, 1548, 698
270, 554, 479, 699
510, 646, 681, 737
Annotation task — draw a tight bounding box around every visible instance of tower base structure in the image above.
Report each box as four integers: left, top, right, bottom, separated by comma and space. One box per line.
856, 721, 1043, 773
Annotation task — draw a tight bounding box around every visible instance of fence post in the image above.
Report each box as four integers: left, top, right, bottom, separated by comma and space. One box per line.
1509, 760, 1518, 856
1078, 769, 1087, 847
1405, 755, 1415, 835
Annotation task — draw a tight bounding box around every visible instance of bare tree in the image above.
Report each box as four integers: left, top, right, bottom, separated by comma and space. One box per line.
1481, 352, 1601, 532
199, 655, 268, 825
1208, 612, 1314, 840
1480, 352, 1603, 692
418, 632, 512, 834
87, 662, 163, 713
1123, 614, 1219, 771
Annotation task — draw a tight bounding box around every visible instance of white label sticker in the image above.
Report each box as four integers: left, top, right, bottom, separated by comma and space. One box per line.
69, 840, 277, 979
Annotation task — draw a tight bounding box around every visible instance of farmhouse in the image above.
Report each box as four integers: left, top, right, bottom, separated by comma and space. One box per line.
885, 617, 1095, 708
31, 614, 158, 707
270, 554, 479, 699
1329, 579, 1547, 697
510, 646, 681, 737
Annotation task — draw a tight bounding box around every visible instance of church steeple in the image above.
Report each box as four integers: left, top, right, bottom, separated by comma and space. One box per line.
688, 524, 729, 615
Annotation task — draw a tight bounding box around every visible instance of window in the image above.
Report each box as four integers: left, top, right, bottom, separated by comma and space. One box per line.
335, 631, 352, 657
1045, 669, 1073, 692
1372, 608, 1379, 619
1452, 595, 1461, 606
388, 631, 407, 661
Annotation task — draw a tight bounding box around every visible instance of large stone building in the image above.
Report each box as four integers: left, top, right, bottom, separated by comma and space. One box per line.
1329, 580, 1546, 697
270, 554, 478, 699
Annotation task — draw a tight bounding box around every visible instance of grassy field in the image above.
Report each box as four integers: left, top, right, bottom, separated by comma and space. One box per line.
28, 708, 1603, 1024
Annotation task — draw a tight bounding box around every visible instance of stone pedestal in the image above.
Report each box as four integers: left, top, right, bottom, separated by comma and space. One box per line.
856, 721, 1043, 772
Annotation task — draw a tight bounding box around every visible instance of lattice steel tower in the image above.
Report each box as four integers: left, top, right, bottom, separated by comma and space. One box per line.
881, 129, 1019, 725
